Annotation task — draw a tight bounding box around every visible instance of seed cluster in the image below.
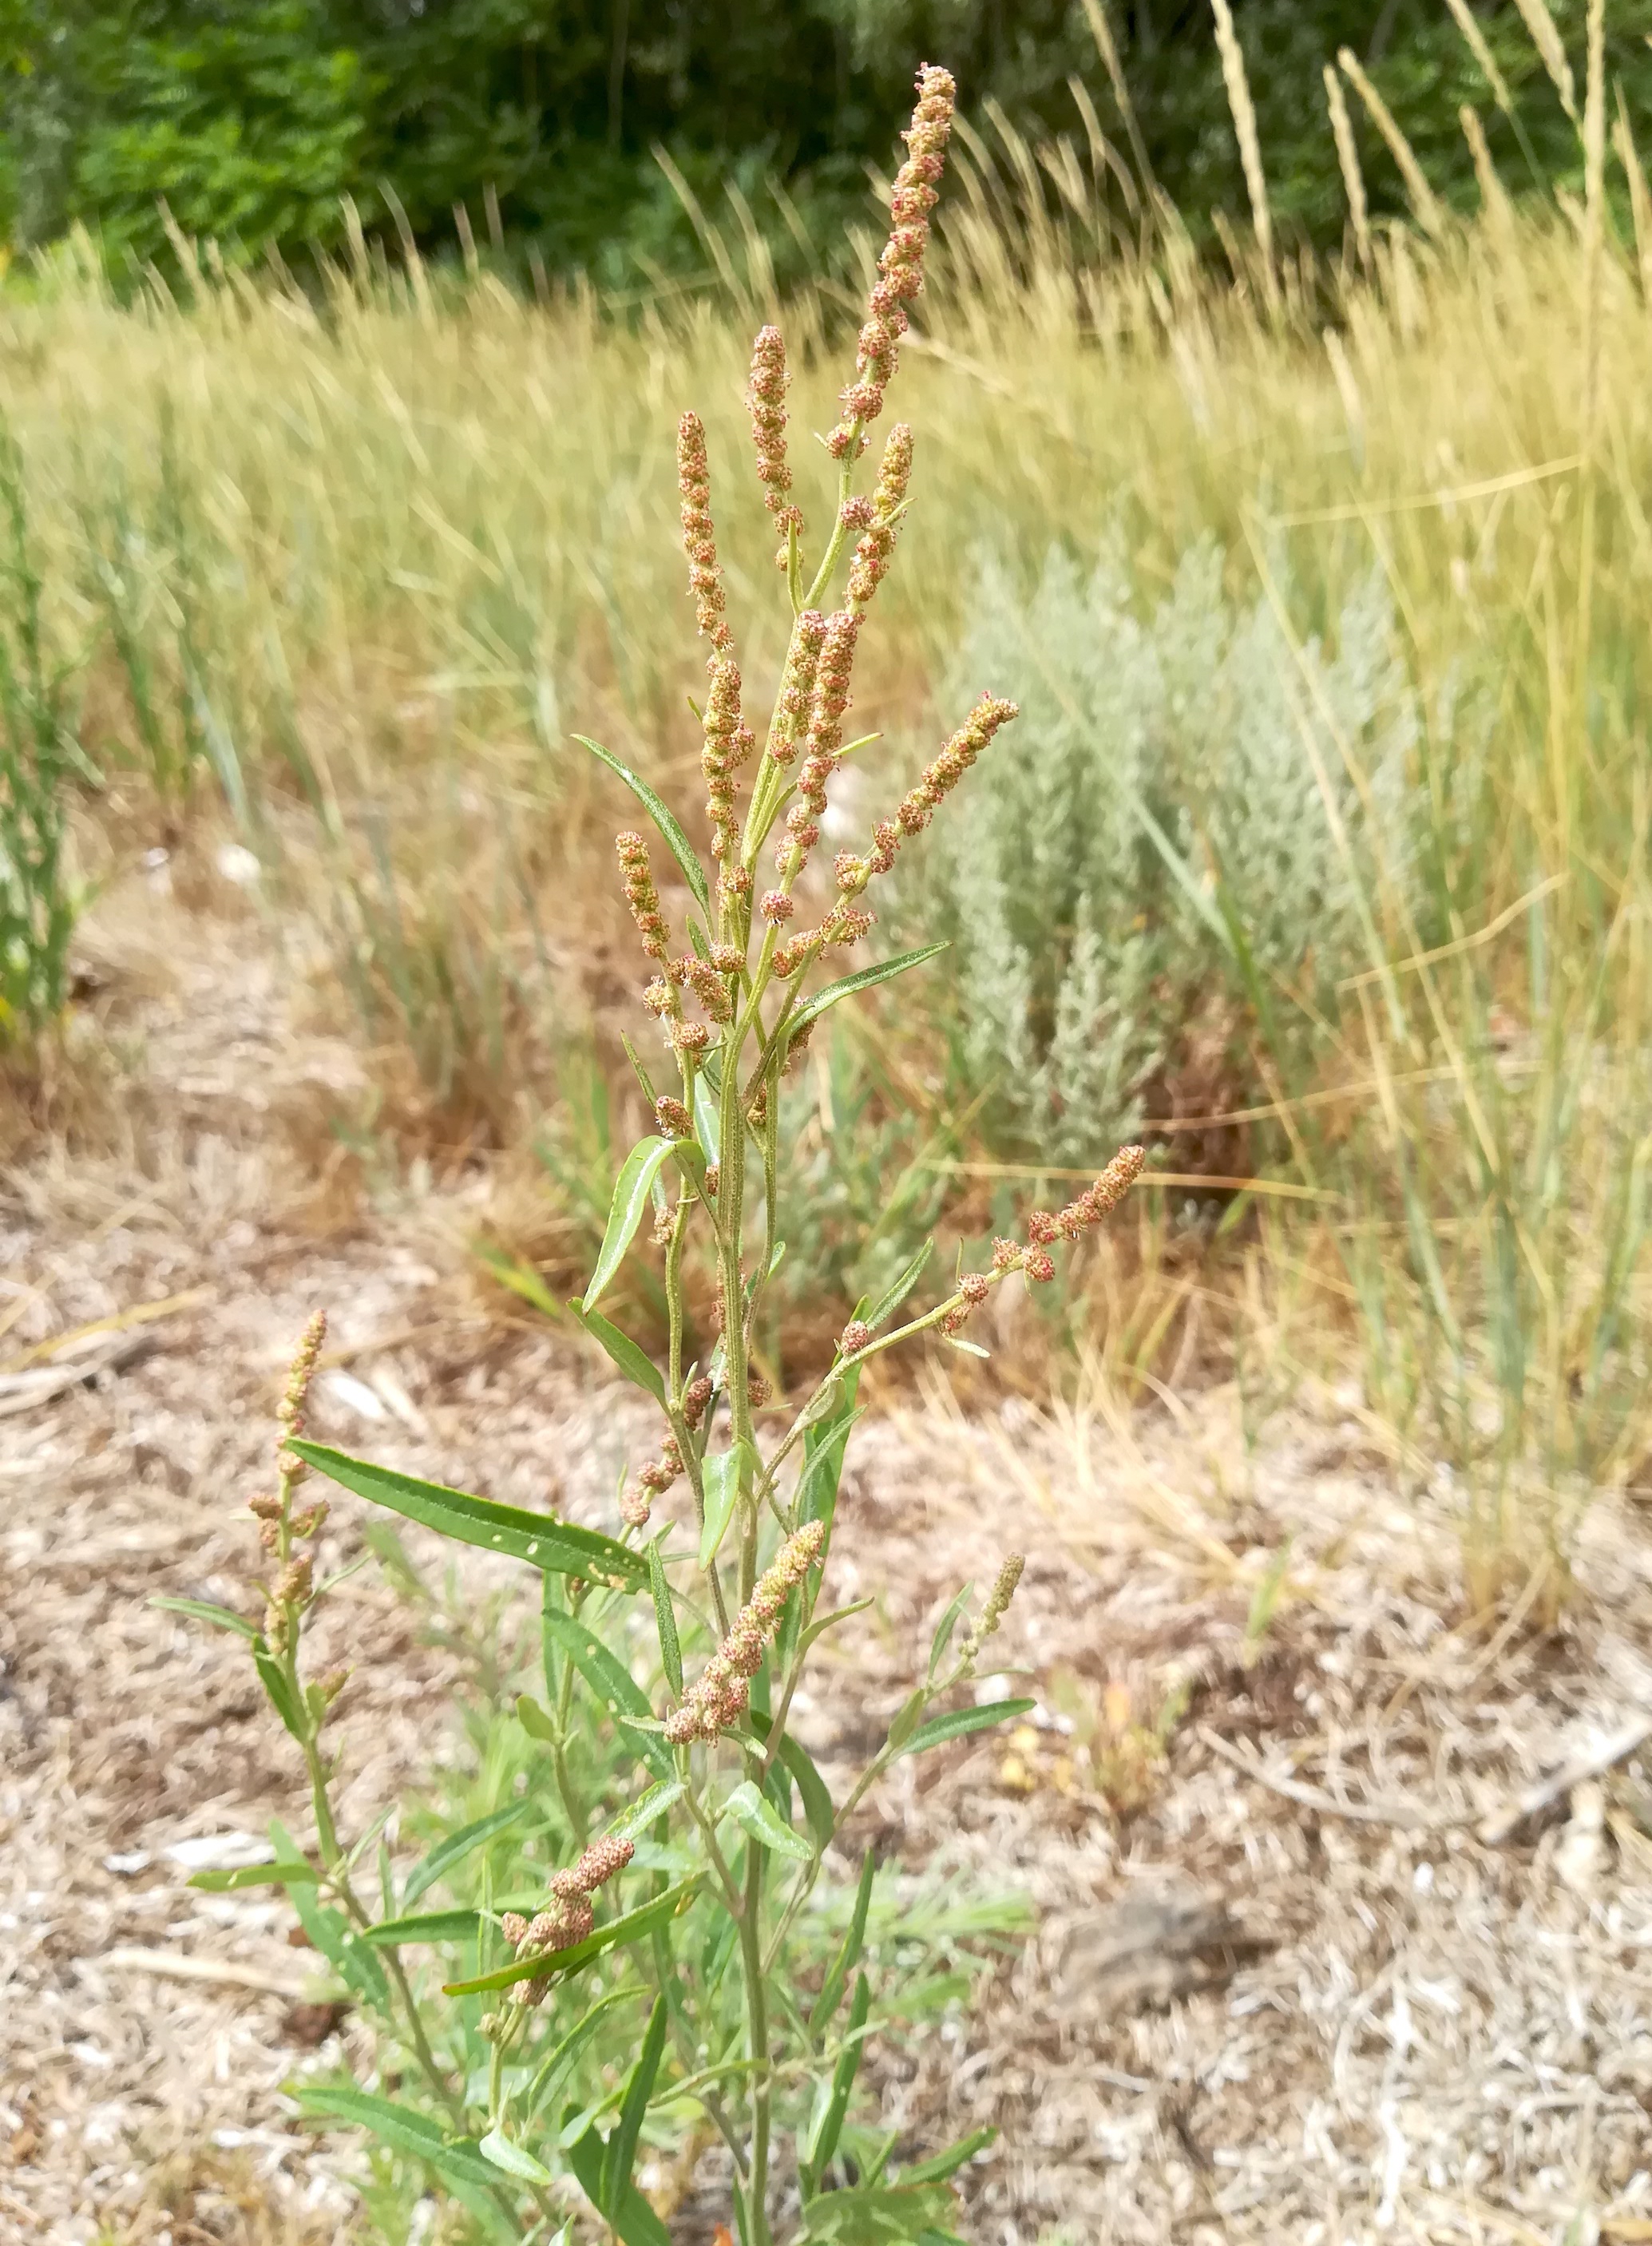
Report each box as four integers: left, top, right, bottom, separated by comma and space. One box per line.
248, 1312, 331, 1653
992, 1146, 1147, 1285
678, 410, 754, 871
501, 1834, 635, 2004
846, 425, 914, 609
834, 694, 1019, 901
663, 1522, 825, 1743
769, 610, 827, 768
829, 65, 957, 461
747, 325, 802, 564
622, 1431, 683, 1529
616, 831, 670, 964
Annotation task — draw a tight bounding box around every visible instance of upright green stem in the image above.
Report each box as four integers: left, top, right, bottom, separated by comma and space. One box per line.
740, 1839, 774, 2245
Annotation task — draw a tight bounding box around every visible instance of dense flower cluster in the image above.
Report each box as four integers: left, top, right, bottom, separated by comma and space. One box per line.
834, 694, 1019, 899
992, 1147, 1147, 1284
622, 1432, 683, 1528
663, 1523, 825, 1743
616, 831, 670, 963
501, 1834, 636, 2003
769, 611, 826, 767
828, 65, 957, 461
678, 411, 731, 654
846, 425, 914, 608
747, 325, 802, 564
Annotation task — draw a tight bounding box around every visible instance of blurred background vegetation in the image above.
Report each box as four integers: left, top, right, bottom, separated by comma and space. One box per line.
3, 2, 1647, 283
3, 0, 1650, 1615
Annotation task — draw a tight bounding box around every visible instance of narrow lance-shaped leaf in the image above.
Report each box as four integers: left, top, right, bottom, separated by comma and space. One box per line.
604, 1777, 685, 1846
523, 1987, 637, 2122
899, 2125, 996, 2185
801, 1970, 872, 2194
188, 1859, 319, 1893
723, 1778, 812, 1861
479, 2129, 555, 2185
699, 1440, 751, 1568
287, 1440, 648, 1590
295, 2086, 497, 2191
864, 1238, 933, 1333
810, 1848, 876, 2034
149, 1594, 260, 1640
648, 1539, 683, 1697
602, 1994, 668, 2215
893, 1696, 1037, 1762
564, 2120, 673, 2246
403, 1800, 529, 1907
252, 1646, 307, 1741
582, 1135, 674, 1314
573, 734, 710, 913
788, 943, 949, 1037
541, 1607, 675, 1783
574, 1305, 667, 1403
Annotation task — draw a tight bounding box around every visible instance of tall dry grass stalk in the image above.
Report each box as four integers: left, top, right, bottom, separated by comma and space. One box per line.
1510, 0, 1580, 126
1322, 62, 1373, 271
1443, 0, 1516, 117
1210, 0, 1280, 319
1337, 49, 1447, 239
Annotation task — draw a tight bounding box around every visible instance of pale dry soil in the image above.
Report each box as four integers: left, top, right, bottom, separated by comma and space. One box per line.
6, 866, 1652, 2246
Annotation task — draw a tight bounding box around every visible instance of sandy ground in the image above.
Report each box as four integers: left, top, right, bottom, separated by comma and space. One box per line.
6, 871, 1652, 2246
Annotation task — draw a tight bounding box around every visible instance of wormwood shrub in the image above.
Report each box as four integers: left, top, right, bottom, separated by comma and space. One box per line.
0, 424, 82, 1046
917, 537, 1419, 1162
169, 66, 1142, 2244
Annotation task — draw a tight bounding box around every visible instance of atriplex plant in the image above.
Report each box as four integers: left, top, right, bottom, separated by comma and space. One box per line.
170, 66, 1143, 2245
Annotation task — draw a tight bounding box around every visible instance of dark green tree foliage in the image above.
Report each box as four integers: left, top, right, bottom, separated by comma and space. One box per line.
2, 2, 1648, 279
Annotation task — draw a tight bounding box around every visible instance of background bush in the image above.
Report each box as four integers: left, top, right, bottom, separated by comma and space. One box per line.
6, 2, 1650, 280
913, 537, 1421, 1164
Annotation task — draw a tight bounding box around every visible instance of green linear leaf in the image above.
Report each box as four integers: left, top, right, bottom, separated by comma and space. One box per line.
442, 1878, 700, 1995
404, 1799, 529, 1907
603, 1994, 668, 2215
810, 1849, 876, 2034
523, 1987, 637, 2122
749, 1716, 835, 1852
565, 2119, 674, 2246
473, 1247, 561, 1320
252, 1646, 307, 1741
864, 1239, 933, 1333
480, 2127, 554, 2185
790, 943, 949, 1036
541, 1609, 674, 1783
899, 2126, 996, 2185
692, 1070, 721, 1165
188, 1859, 318, 1893
893, 1697, 1036, 1761
604, 1777, 685, 1845
295, 2086, 496, 2190
699, 1441, 751, 1568
582, 1135, 674, 1315
723, 1778, 812, 1861
648, 1539, 683, 1697
802, 1971, 871, 2193
362, 1907, 481, 1945
800, 2184, 957, 2240
149, 1594, 260, 1640
574, 734, 710, 913
575, 1306, 667, 1403
287, 1440, 646, 1591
